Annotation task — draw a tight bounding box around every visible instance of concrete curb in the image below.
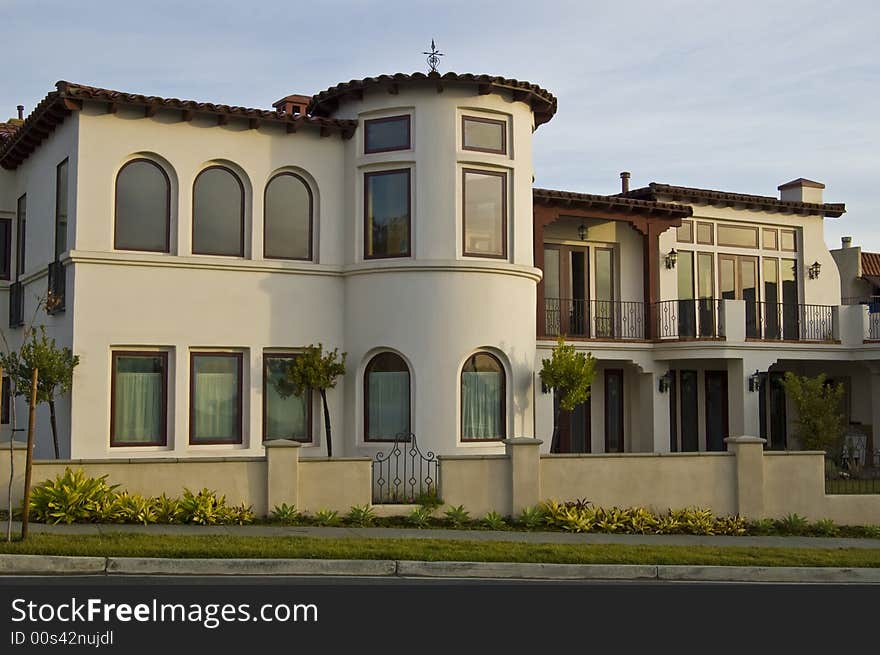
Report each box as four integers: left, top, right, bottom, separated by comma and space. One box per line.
106, 557, 397, 577
397, 560, 657, 580
0, 554, 106, 575
657, 565, 880, 583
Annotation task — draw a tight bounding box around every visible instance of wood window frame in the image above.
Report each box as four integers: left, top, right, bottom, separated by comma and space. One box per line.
364, 352, 412, 443
364, 115, 412, 154
676, 220, 694, 243
15, 194, 25, 280
110, 350, 169, 447
604, 368, 625, 453
762, 227, 778, 250
717, 223, 759, 249
263, 172, 314, 262
191, 165, 245, 257
460, 351, 507, 442
461, 115, 508, 155
114, 158, 172, 253
262, 352, 312, 444
189, 351, 244, 445
696, 221, 714, 245
54, 158, 69, 260
462, 168, 508, 259
0, 218, 11, 280
780, 228, 797, 252
363, 168, 412, 260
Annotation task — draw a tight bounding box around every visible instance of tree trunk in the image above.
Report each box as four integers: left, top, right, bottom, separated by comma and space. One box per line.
550, 406, 561, 454
21, 367, 38, 541
3, 367, 12, 543
320, 388, 333, 458
49, 399, 60, 460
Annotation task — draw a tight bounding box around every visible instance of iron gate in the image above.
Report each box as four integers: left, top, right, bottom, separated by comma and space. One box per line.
372, 433, 439, 504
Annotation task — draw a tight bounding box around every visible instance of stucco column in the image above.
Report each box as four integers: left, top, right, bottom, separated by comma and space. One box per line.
503, 438, 542, 516
725, 436, 766, 518
265, 439, 301, 513
641, 371, 671, 453
0, 440, 27, 509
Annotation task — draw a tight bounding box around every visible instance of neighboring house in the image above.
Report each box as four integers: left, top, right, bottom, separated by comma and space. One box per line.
0, 72, 877, 465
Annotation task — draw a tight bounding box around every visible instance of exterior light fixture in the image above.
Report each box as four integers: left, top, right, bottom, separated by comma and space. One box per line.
748, 370, 763, 393
808, 261, 821, 280
658, 370, 673, 393
665, 248, 678, 269
577, 223, 588, 241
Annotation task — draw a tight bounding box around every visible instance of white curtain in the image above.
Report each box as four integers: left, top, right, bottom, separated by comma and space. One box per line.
266, 381, 307, 440
115, 372, 162, 442
194, 372, 237, 441
462, 371, 502, 439
368, 371, 409, 439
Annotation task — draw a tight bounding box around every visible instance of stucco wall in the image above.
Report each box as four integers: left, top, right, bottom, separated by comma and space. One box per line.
438, 455, 510, 516
298, 458, 371, 512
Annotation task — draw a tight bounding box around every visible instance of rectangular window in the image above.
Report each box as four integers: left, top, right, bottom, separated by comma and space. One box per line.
111, 352, 168, 446
1, 376, 9, 424
463, 169, 506, 258
679, 370, 699, 452
677, 250, 696, 337
190, 352, 243, 444
594, 248, 614, 337
717, 224, 759, 248
364, 115, 411, 154
780, 229, 797, 252
364, 169, 411, 259
604, 369, 624, 453
781, 258, 799, 339
762, 228, 778, 250
696, 222, 713, 245
263, 353, 311, 443
763, 258, 780, 339
16, 194, 26, 279
462, 116, 507, 154
676, 220, 694, 243
0, 219, 10, 280
55, 158, 69, 259
697, 253, 715, 337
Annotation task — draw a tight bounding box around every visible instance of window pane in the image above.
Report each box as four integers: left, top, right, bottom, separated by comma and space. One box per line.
780, 229, 796, 251
543, 248, 560, 298
264, 174, 311, 260
193, 167, 243, 256
264, 355, 309, 441
461, 353, 504, 440
365, 170, 410, 258
463, 170, 505, 257
595, 248, 613, 301
677, 250, 694, 299
0, 219, 10, 280
676, 221, 693, 243
16, 195, 25, 277
462, 117, 506, 153
781, 258, 798, 339
113, 354, 165, 445
696, 222, 713, 245
1, 376, 10, 424
604, 369, 624, 453
679, 371, 699, 451
720, 257, 735, 300
365, 116, 410, 153
717, 224, 759, 248
697, 253, 714, 298
191, 354, 241, 443
763, 258, 780, 339
762, 228, 778, 250
116, 160, 170, 252
55, 159, 68, 258
366, 353, 410, 441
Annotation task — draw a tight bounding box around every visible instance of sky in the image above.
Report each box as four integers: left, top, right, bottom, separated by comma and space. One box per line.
3, 0, 878, 250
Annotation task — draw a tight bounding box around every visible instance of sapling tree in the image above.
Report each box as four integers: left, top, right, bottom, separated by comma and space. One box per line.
539, 336, 597, 453
273, 343, 346, 457
781, 372, 846, 458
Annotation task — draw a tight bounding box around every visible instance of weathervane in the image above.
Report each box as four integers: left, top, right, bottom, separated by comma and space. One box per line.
423, 40, 444, 73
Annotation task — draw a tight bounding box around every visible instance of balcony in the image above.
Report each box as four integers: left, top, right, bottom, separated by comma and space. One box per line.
753, 302, 835, 342
543, 298, 646, 340
8, 281, 23, 328
653, 299, 725, 340
47, 260, 66, 314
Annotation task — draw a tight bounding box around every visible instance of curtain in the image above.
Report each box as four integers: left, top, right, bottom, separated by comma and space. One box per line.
266, 376, 308, 440
194, 372, 237, 441
368, 371, 409, 439
115, 372, 162, 442
462, 371, 502, 439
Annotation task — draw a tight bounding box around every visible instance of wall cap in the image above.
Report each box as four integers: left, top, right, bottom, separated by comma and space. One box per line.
724, 436, 767, 445
262, 439, 303, 449
0, 440, 27, 450
502, 438, 544, 446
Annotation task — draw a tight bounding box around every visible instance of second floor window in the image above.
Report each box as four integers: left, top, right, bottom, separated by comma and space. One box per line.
55, 159, 68, 259
462, 116, 507, 155
192, 166, 244, 257
463, 169, 506, 258
115, 159, 171, 252
15, 194, 25, 279
364, 115, 410, 154
365, 352, 410, 441
365, 169, 410, 259
0, 218, 10, 281
264, 173, 312, 260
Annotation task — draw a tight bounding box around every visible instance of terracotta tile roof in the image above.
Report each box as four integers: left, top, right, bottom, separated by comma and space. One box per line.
623, 182, 845, 218
534, 187, 693, 219
310, 72, 557, 127
0, 81, 358, 170
862, 252, 880, 277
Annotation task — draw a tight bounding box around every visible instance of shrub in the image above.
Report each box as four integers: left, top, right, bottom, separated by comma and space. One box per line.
271, 503, 301, 525
154, 494, 182, 524
781, 372, 845, 457
482, 511, 507, 530
749, 518, 777, 536
346, 505, 377, 527
29, 467, 118, 524
443, 504, 470, 528
223, 503, 255, 526
776, 513, 809, 535
114, 493, 158, 526
812, 518, 839, 537
180, 488, 230, 526
414, 490, 442, 510
517, 505, 546, 529
313, 509, 340, 527
407, 506, 433, 528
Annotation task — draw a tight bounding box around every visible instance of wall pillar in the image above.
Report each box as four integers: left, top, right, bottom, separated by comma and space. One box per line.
642, 371, 671, 453
265, 439, 301, 511
504, 437, 542, 515
725, 435, 766, 518
0, 440, 27, 509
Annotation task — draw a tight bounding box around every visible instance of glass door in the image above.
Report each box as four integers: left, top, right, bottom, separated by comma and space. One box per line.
705, 370, 728, 452
718, 254, 759, 337
594, 248, 613, 338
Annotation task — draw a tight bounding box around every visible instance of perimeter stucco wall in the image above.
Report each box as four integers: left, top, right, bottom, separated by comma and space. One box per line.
438, 455, 511, 516
297, 458, 371, 511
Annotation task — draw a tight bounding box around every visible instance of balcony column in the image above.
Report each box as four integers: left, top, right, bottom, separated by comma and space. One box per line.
642, 222, 665, 340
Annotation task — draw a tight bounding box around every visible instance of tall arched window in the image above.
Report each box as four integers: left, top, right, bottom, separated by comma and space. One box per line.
115, 159, 170, 252
365, 352, 410, 441
192, 166, 244, 256
461, 352, 505, 441
264, 173, 312, 260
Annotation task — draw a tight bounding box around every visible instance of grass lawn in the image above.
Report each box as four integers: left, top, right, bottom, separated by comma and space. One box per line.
1, 533, 880, 568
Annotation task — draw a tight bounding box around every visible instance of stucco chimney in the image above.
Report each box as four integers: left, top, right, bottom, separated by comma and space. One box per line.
620, 171, 631, 193
272, 94, 311, 116
841, 236, 852, 248
17, 105, 23, 120
778, 178, 824, 204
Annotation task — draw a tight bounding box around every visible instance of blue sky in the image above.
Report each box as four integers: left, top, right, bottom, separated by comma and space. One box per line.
3, 0, 878, 249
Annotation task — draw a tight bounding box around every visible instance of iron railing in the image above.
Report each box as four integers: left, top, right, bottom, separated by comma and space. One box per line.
654, 299, 724, 340
756, 302, 834, 342
8, 281, 23, 328
843, 295, 880, 341
870, 312, 880, 341
543, 298, 645, 340
372, 432, 439, 504
47, 260, 65, 314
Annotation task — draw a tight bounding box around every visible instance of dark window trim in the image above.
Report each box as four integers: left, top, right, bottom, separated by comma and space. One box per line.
676, 220, 694, 243
364, 115, 412, 154
461, 115, 508, 155
460, 351, 507, 443
192, 165, 245, 257
0, 218, 11, 280
15, 194, 25, 280
114, 158, 172, 253
604, 368, 625, 453
364, 352, 411, 443
462, 168, 508, 260
696, 221, 714, 246
263, 172, 313, 262
54, 158, 69, 260
110, 350, 169, 447
716, 223, 760, 249
189, 351, 244, 445
780, 228, 797, 252
762, 227, 779, 250
363, 168, 412, 260
262, 352, 313, 444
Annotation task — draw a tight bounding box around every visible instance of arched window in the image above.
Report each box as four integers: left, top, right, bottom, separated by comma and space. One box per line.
192, 166, 244, 256
461, 352, 505, 441
365, 352, 410, 441
115, 159, 170, 252
264, 173, 312, 260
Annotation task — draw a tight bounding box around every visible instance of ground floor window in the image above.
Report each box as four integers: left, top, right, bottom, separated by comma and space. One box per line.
604, 369, 624, 452
263, 353, 311, 442
190, 352, 243, 444
461, 352, 505, 441
365, 352, 411, 441
111, 351, 167, 446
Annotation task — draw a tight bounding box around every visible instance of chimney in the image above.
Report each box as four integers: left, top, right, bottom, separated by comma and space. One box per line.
272, 94, 311, 116
841, 236, 852, 249
620, 171, 631, 193
17, 105, 24, 120
778, 178, 824, 204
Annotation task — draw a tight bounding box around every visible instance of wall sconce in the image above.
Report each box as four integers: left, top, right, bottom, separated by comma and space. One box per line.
664, 248, 678, 269
658, 370, 673, 393
808, 261, 821, 280
577, 223, 588, 241
748, 370, 763, 393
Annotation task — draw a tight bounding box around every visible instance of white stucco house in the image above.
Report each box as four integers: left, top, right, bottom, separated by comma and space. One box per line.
0, 71, 877, 467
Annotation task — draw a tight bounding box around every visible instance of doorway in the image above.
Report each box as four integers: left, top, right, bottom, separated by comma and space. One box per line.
704, 370, 728, 451
719, 255, 759, 337
552, 392, 591, 453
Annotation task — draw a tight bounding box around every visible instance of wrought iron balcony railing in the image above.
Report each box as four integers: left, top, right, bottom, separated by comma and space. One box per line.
654, 299, 724, 340
543, 298, 646, 340
755, 302, 834, 342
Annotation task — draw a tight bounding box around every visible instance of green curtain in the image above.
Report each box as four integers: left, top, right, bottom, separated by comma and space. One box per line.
368, 371, 409, 439
462, 371, 502, 439
266, 367, 308, 440
193, 372, 237, 441
115, 371, 162, 442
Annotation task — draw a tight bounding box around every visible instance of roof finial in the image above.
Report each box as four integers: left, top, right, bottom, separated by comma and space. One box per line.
422, 39, 444, 73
